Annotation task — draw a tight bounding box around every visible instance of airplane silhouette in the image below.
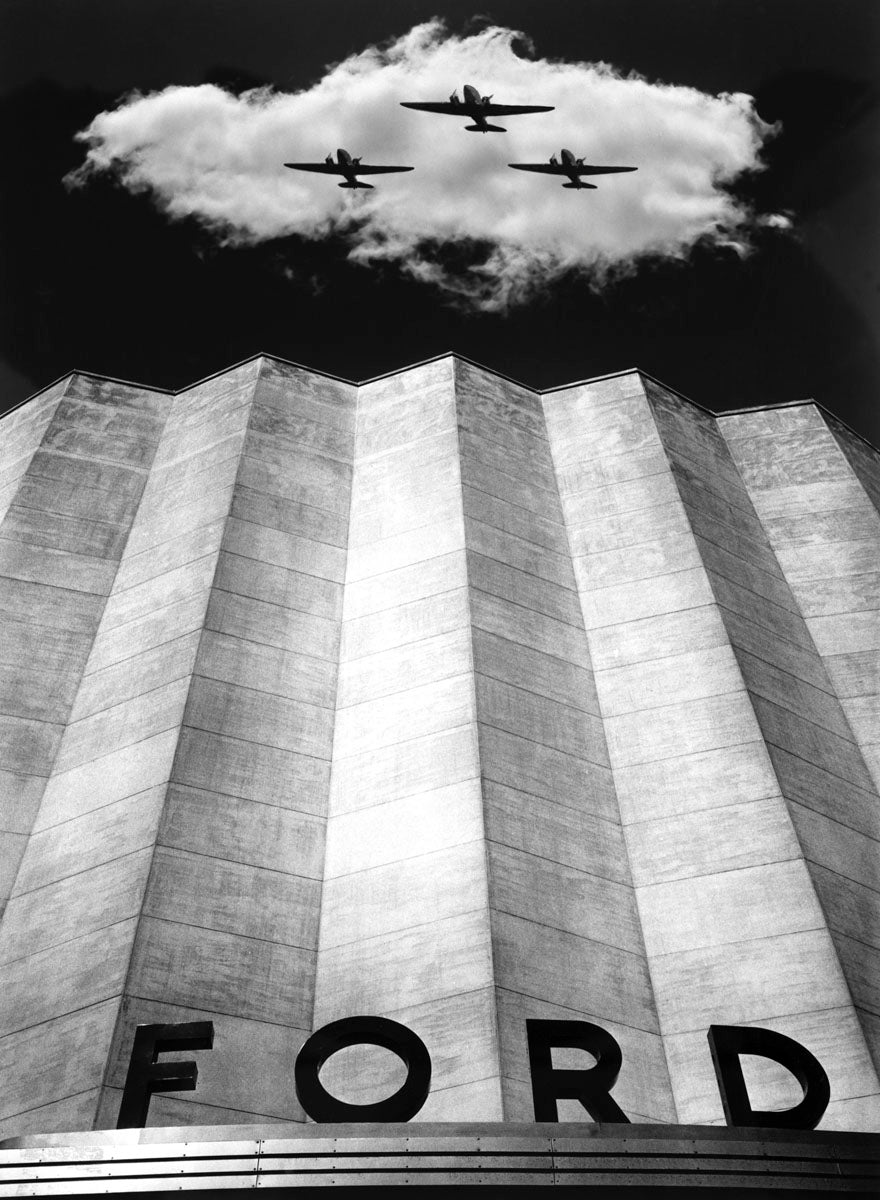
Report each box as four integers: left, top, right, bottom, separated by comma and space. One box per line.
509, 148, 638, 188
400, 83, 553, 132
284, 148, 414, 189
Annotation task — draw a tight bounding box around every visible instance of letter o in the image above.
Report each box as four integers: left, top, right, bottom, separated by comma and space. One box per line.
294, 1016, 432, 1122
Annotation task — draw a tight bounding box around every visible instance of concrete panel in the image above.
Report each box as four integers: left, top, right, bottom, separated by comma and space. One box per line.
0, 618, 93, 676
230, 488, 348, 550
650, 929, 852, 1034
343, 551, 467, 620
483, 780, 630, 883
104, 996, 308, 1121
0, 662, 82, 723
472, 628, 599, 713
328, 724, 479, 815
573, 531, 703, 591
100, 556, 219, 632
494, 989, 675, 1123
145, 847, 321, 949
0, 714, 63, 775
461, 486, 568, 554
184, 676, 334, 759
195, 630, 337, 709
319, 841, 487, 946
491, 910, 658, 1032
53, 677, 190, 774
0, 771, 45, 836
733, 647, 852, 738
341, 589, 470, 661
322, 780, 483, 879
34, 730, 178, 831
0, 919, 136, 1036
626, 797, 802, 885
465, 519, 575, 590
123, 487, 235, 558
0, 998, 118, 1128
566, 501, 691, 558
597, 644, 742, 716
345, 511, 465, 583
314, 909, 493, 1018
237, 452, 351, 514
0, 849, 152, 962
638, 859, 825, 958
128, 917, 315, 1025
664, 1007, 880, 1126
159, 785, 325, 877
204, 590, 339, 660
320, 987, 499, 1104
172, 728, 330, 816
586, 604, 728, 670
337, 628, 472, 708
246, 419, 351, 468
605, 691, 761, 767
478, 725, 615, 816
467, 552, 581, 625
787, 801, 880, 887
13, 788, 165, 893
475, 674, 605, 762
86, 593, 209, 673
753, 694, 874, 791
0, 540, 117, 594
212, 552, 342, 619
810, 863, 880, 950
579, 567, 714, 631
0, 505, 128, 559
0, 576, 105, 632
469, 590, 591, 668
334, 674, 475, 759
70, 630, 202, 722
766, 743, 878, 837
488, 842, 641, 953
459, 452, 557, 516
351, 430, 458, 504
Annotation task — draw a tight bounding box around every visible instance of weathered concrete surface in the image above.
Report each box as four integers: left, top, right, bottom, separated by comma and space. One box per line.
0, 375, 172, 928
545, 371, 880, 1131
719, 402, 880, 1080
0, 353, 878, 1139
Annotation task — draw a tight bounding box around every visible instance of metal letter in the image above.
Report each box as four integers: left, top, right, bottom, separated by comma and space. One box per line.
708, 1024, 831, 1129
526, 1019, 630, 1122
117, 1021, 214, 1129
295, 1016, 431, 1122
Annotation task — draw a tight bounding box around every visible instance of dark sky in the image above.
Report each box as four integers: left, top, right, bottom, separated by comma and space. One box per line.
1, 0, 879, 441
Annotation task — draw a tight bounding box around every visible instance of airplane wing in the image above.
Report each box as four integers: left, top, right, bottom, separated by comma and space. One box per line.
400, 101, 555, 116
508, 163, 568, 174
284, 163, 344, 173
570, 164, 637, 175
480, 104, 554, 116
349, 165, 414, 175
400, 102, 462, 114
509, 163, 637, 175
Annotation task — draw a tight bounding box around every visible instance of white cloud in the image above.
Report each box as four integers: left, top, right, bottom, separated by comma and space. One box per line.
67, 19, 789, 309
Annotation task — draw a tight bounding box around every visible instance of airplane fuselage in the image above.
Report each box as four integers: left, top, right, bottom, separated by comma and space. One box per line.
559, 148, 588, 187
460, 84, 497, 131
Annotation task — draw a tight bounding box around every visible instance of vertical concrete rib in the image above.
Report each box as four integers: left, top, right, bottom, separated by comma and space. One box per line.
314, 356, 497, 1119
718, 403, 880, 1078
545, 372, 880, 1132
0, 374, 174, 1136
456, 360, 671, 1123
0, 358, 355, 1136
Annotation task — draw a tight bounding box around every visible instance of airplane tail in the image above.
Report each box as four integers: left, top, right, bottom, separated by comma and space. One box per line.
338, 180, 374, 189
466, 123, 506, 133
563, 181, 597, 189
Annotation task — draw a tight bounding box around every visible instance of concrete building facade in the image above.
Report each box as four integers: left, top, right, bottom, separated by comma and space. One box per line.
0, 353, 878, 1145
